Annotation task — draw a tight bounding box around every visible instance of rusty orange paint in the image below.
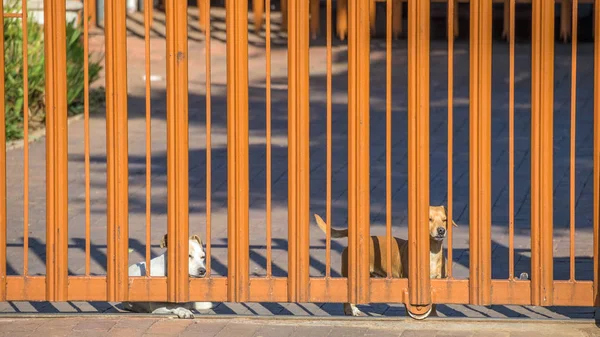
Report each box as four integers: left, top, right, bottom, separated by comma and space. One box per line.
469, 0, 492, 306
347, 0, 371, 306
406, 0, 431, 314
104, 0, 129, 302
44, 0, 69, 302
165, 0, 190, 303
531, 0, 555, 307
226, 0, 250, 303
287, 0, 311, 302
0, 0, 6, 302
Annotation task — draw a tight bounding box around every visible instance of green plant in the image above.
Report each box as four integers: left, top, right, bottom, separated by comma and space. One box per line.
3, 1, 103, 141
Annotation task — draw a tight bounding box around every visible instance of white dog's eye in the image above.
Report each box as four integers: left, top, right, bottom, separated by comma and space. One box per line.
189, 254, 193, 259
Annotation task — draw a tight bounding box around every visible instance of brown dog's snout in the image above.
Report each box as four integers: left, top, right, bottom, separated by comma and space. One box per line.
437, 227, 446, 236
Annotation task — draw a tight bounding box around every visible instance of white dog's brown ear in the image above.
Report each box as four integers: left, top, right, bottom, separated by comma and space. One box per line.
160, 234, 168, 249
190, 234, 204, 246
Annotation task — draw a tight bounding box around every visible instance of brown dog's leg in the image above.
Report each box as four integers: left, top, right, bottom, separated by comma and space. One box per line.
341, 248, 364, 316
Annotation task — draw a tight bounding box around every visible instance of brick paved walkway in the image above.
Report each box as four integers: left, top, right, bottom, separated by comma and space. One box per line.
1, 6, 597, 319
0, 316, 598, 337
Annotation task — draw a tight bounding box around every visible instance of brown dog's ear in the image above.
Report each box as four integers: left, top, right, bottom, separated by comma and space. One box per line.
190, 234, 204, 246
452, 220, 458, 227
160, 234, 168, 249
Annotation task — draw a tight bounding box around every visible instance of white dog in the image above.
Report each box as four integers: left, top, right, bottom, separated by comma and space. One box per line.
122, 234, 213, 319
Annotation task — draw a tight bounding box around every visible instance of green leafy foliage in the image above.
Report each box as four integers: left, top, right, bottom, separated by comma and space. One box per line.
3, 1, 103, 141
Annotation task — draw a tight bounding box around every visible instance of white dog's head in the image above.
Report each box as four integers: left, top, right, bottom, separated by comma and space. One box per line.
160, 234, 207, 278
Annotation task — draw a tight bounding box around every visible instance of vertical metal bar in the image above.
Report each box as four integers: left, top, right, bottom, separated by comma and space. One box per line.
407, 0, 430, 312
325, 0, 332, 278
198, 0, 206, 31
287, 0, 310, 302
265, 0, 272, 278
508, 0, 515, 280
44, 0, 69, 301
254, 0, 264, 33
0, 0, 6, 301
105, 0, 129, 302
569, 0, 578, 283
347, 0, 370, 306
165, 0, 190, 303
22, 0, 29, 277
226, 0, 249, 302
281, 0, 287, 32
446, 0, 455, 279
593, 0, 600, 306
531, 0, 554, 306
385, 0, 392, 278
204, 0, 212, 277
310, 0, 320, 39
469, 0, 492, 306
144, 0, 153, 277
84, 0, 92, 276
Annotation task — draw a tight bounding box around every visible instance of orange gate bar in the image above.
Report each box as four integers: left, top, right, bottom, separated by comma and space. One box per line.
530, 0, 555, 307
406, 0, 431, 315
104, 0, 130, 302
347, 0, 371, 306
44, 0, 69, 301
165, 0, 191, 303
594, 0, 600, 306
0, 0, 5, 302
287, 0, 311, 302
469, 0, 492, 306
226, 0, 250, 303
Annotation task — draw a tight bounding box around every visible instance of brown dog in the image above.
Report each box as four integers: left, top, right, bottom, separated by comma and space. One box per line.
313, 205, 457, 317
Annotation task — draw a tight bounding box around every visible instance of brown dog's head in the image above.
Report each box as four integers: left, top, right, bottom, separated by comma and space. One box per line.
429, 205, 458, 241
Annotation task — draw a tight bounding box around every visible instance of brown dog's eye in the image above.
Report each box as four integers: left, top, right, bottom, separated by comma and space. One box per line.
429, 217, 433, 222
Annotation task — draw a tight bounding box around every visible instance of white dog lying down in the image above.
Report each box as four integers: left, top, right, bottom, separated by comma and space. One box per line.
122, 234, 213, 319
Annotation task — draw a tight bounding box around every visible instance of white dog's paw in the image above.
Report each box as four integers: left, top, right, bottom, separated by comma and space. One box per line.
173, 307, 195, 319
193, 302, 213, 311
343, 304, 364, 317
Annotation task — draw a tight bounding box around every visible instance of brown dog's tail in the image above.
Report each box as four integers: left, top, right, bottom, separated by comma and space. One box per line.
313, 214, 349, 238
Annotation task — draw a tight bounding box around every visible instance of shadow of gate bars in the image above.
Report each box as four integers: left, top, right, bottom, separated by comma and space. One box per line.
0, 0, 599, 318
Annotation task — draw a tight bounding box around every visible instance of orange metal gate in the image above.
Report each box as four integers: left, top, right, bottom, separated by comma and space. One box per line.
0, 0, 599, 318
